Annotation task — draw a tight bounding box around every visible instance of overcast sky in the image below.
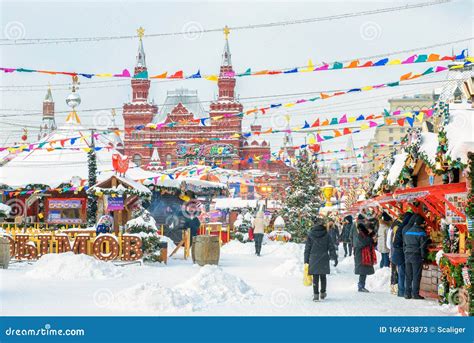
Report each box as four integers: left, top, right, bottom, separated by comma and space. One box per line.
0, 0, 472, 155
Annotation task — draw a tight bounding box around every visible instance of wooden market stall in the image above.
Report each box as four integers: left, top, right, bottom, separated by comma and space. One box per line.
89, 175, 152, 234
359, 90, 474, 315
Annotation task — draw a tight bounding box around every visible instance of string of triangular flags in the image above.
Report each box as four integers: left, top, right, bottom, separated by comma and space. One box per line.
139, 65, 446, 133
1, 51, 470, 81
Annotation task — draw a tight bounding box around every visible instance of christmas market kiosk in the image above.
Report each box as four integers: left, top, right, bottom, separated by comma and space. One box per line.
363, 96, 473, 316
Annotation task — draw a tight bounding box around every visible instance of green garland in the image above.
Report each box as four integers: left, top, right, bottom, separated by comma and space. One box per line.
466, 152, 474, 316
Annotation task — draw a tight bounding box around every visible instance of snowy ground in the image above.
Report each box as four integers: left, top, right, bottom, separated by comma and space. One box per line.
0, 241, 459, 316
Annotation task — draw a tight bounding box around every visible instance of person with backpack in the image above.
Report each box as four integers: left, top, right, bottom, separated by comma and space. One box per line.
304, 218, 337, 301
403, 214, 429, 299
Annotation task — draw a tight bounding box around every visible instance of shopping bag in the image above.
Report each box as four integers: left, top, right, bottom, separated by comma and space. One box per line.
303, 263, 313, 286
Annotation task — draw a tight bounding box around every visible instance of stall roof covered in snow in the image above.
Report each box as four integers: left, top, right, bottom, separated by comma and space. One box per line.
0, 122, 225, 193
213, 197, 281, 210
373, 172, 385, 191
419, 132, 438, 164
445, 101, 474, 164
387, 152, 408, 185
90, 175, 152, 195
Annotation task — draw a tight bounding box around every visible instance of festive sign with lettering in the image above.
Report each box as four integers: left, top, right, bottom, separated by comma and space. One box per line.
176, 143, 237, 158
1, 233, 143, 261
107, 196, 124, 211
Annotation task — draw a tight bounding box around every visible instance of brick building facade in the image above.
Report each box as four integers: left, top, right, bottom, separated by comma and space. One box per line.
122, 29, 291, 175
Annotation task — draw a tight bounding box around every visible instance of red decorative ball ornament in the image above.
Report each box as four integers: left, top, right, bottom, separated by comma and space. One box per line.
309, 144, 320, 153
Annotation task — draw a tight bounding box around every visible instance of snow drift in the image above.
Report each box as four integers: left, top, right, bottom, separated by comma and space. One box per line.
111, 265, 258, 313
25, 252, 123, 280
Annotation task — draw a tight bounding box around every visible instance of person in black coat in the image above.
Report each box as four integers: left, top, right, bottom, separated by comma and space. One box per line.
391, 211, 414, 297
185, 213, 201, 245
341, 215, 354, 257
353, 221, 376, 292
327, 219, 340, 266
403, 214, 428, 299
304, 221, 337, 301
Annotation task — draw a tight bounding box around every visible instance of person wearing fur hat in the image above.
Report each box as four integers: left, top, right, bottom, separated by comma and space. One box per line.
377, 212, 392, 268
353, 221, 377, 292
304, 218, 337, 301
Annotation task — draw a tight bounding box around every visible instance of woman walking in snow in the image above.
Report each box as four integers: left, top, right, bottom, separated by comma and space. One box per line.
353, 221, 377, 292
253, 210, 265, 256
304, 218, 337, 301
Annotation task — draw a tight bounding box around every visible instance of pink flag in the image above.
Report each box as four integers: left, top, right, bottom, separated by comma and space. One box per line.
369, 121, 378, 127
435, 66, 448, 72
425, 109, 434, 117
339, 114, 347, 124
402, 55, 417, 64
114, 69, 131, 77
316, 134, 324, 142
315, 64, 329, 71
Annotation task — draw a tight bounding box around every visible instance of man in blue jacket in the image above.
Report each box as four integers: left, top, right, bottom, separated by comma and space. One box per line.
403, 214, 428, 299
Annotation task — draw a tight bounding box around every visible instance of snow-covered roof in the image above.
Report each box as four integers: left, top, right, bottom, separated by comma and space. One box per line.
419, 132, 438, 164
213, 197, 280, 210
446, 101, 474, 164
154, 88, 207, 123
0, 202, 11, 215
373, 172, 384, 191
0, 122, 162, 189
387, 152, 408, 185
214, 198, 258, 209
91, 175, 151, 195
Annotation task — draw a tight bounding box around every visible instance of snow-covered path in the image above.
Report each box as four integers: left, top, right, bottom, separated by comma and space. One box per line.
0, 241, 458, 316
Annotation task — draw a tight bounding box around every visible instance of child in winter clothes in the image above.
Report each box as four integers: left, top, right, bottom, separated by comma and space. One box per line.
304, 219, 337, 301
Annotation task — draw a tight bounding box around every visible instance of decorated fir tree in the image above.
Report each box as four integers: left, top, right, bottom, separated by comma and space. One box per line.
233, 209, 254, 242
280, 154, 322, 242
126, 208, 162, 262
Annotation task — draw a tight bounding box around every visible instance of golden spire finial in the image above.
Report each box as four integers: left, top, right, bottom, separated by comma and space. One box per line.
137, 27, 145, 40
223, 25, 230, 40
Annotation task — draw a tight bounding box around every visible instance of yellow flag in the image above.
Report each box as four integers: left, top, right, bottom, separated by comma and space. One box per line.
388, 59, 401, 65
284, 103, 295, 108
302, 59, 314, 72
205, 75, 218, 82
416, 112, 424, 122
348, 116, 356, 123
